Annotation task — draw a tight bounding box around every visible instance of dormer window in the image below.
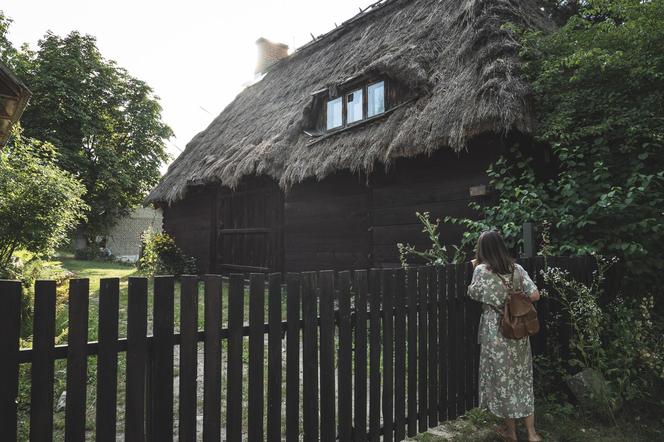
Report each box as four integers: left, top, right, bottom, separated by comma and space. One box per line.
346, 88, 363, 124
326, 97, 343, 130
367, 81, 385, 117
324, 80, 386, 131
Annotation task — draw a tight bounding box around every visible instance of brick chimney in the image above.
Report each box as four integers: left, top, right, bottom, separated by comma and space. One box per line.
255, 37, 289, 74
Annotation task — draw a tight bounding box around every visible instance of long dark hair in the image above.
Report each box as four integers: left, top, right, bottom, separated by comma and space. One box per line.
475, 229, 515, 275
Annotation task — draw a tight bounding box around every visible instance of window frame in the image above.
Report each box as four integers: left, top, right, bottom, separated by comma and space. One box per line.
324, 79, 387, 132
326, 96, 343, 131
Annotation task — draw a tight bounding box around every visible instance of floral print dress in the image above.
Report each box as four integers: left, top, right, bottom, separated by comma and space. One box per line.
467, 263, 538, 418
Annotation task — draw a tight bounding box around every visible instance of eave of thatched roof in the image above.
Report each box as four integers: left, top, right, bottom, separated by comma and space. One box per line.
0, 60, 31, 147
148, 0, 552, 204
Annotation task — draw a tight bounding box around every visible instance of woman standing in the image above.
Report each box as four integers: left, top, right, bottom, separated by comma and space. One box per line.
467, 230, 542, 442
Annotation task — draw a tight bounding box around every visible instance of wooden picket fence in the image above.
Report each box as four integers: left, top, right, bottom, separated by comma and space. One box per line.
0, 256, 604, 441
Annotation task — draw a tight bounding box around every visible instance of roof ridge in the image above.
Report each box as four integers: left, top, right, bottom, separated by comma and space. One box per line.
263, 0, 406, 74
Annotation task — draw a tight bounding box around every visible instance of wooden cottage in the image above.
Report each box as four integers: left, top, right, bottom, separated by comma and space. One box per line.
147, 0, 550, 273
0, 60, 31, 147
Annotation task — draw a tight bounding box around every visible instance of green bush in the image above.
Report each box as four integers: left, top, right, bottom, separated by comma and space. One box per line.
138, 228, 197, 276
541, 255, 664, 410
73, 245, 114, 261
397, 211, 465, 267
442, 0, 664, 295
0, 126, 87, 269
0, 255, 72, 339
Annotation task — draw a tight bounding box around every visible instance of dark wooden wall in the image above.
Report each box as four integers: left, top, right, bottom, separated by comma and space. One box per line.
284, 171, 370, 271
162, 185, 215, 273
216, 177, 284, 273
368, 141, 501, 267
162, 136, 506, 274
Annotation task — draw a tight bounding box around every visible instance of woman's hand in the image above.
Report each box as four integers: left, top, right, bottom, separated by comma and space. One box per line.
529, 290, 541, 302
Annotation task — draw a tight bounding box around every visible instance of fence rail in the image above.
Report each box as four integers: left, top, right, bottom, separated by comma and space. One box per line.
0, 256, 602, 441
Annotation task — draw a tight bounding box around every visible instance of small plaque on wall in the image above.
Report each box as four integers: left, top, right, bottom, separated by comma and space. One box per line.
469, 184, 488, 197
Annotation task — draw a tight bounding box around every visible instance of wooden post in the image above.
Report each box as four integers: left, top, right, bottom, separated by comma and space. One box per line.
203, 275, 222, 442
30, 280, 56, 441
125, 277, 148, 442
0, 280, 21, 440
65, 279, 89, 442
522, 222, 535, 258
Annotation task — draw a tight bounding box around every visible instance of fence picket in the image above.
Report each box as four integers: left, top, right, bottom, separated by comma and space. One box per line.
286, 273, 301, 442
455, 264, 466, 416
302, 271, 319, 441
427, 266, 438, 428
0, 280, 22, 440
179, 276, 199, 442
464, 263, 474, 411
368, 269, 381, 442
248, 273, 266, 442
226, 274, 244, 442
125, 277, 148, 442
97, 278, 120, 442
445, 264, 457, 419
319, 270, 336, 442
203, 275, 222, 442
382, 270, 394, 442
151, 276, 175, 441
406, 268, 418, 437
394, 269, 406, 441
30, 280, 56, 442
417, 267, 428, 432
65, 278, 89, 442
437, 266, 448, 422
337, 271, 353, 441
353, 270, 368, 442
267, 273, 283, 442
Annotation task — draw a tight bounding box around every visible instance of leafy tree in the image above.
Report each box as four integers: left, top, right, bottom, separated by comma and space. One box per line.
10, 29, 172, 240
444, 0, 664, 293
0, 126, 87, 268
539, 0, 585, 26
0, 12, 16, 62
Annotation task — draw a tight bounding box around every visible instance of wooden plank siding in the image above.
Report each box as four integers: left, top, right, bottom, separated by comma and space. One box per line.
284, 171, 370, 271
161, 140, 503, 274
162, 185, 215, 273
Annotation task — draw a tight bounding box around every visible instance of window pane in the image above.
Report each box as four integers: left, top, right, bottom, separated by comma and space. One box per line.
326, 97, 343, 130
346, 88, 363, 124
367, 81, 385, 117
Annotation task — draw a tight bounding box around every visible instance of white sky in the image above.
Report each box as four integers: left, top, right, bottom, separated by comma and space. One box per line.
3, 0, 371, 172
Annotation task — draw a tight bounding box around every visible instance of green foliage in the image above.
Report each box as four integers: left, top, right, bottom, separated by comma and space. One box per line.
444, 1, 664, 293
0, 255, 72, 339
541, 256, 664, 407
0, 127, 87, 268
524, 0, 664, 289
397, 212, 465, 267
445, 148, 552, 259
138, 228, 197, 276
542, 255, 616, 370
2, 16, 172, 239
604, 295, 664, 402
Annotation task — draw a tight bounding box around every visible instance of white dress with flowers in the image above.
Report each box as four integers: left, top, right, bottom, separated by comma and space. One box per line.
467, 263, 538, 418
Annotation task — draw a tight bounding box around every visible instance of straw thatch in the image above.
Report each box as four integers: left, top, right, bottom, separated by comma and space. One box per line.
148, 0, 552, 204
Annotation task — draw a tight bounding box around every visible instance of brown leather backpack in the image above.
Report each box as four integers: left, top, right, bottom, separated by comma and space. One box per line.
493, 269, 540, 339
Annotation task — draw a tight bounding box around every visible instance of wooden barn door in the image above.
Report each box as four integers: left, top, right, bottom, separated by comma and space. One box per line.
216, 178, 284, 273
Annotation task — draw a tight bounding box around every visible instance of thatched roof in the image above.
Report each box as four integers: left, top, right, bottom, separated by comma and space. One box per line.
0, 60, 31, 147
148, 0, 551, 204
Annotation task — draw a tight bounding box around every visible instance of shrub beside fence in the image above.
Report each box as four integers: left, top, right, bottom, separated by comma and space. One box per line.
0, 256, 605, 441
